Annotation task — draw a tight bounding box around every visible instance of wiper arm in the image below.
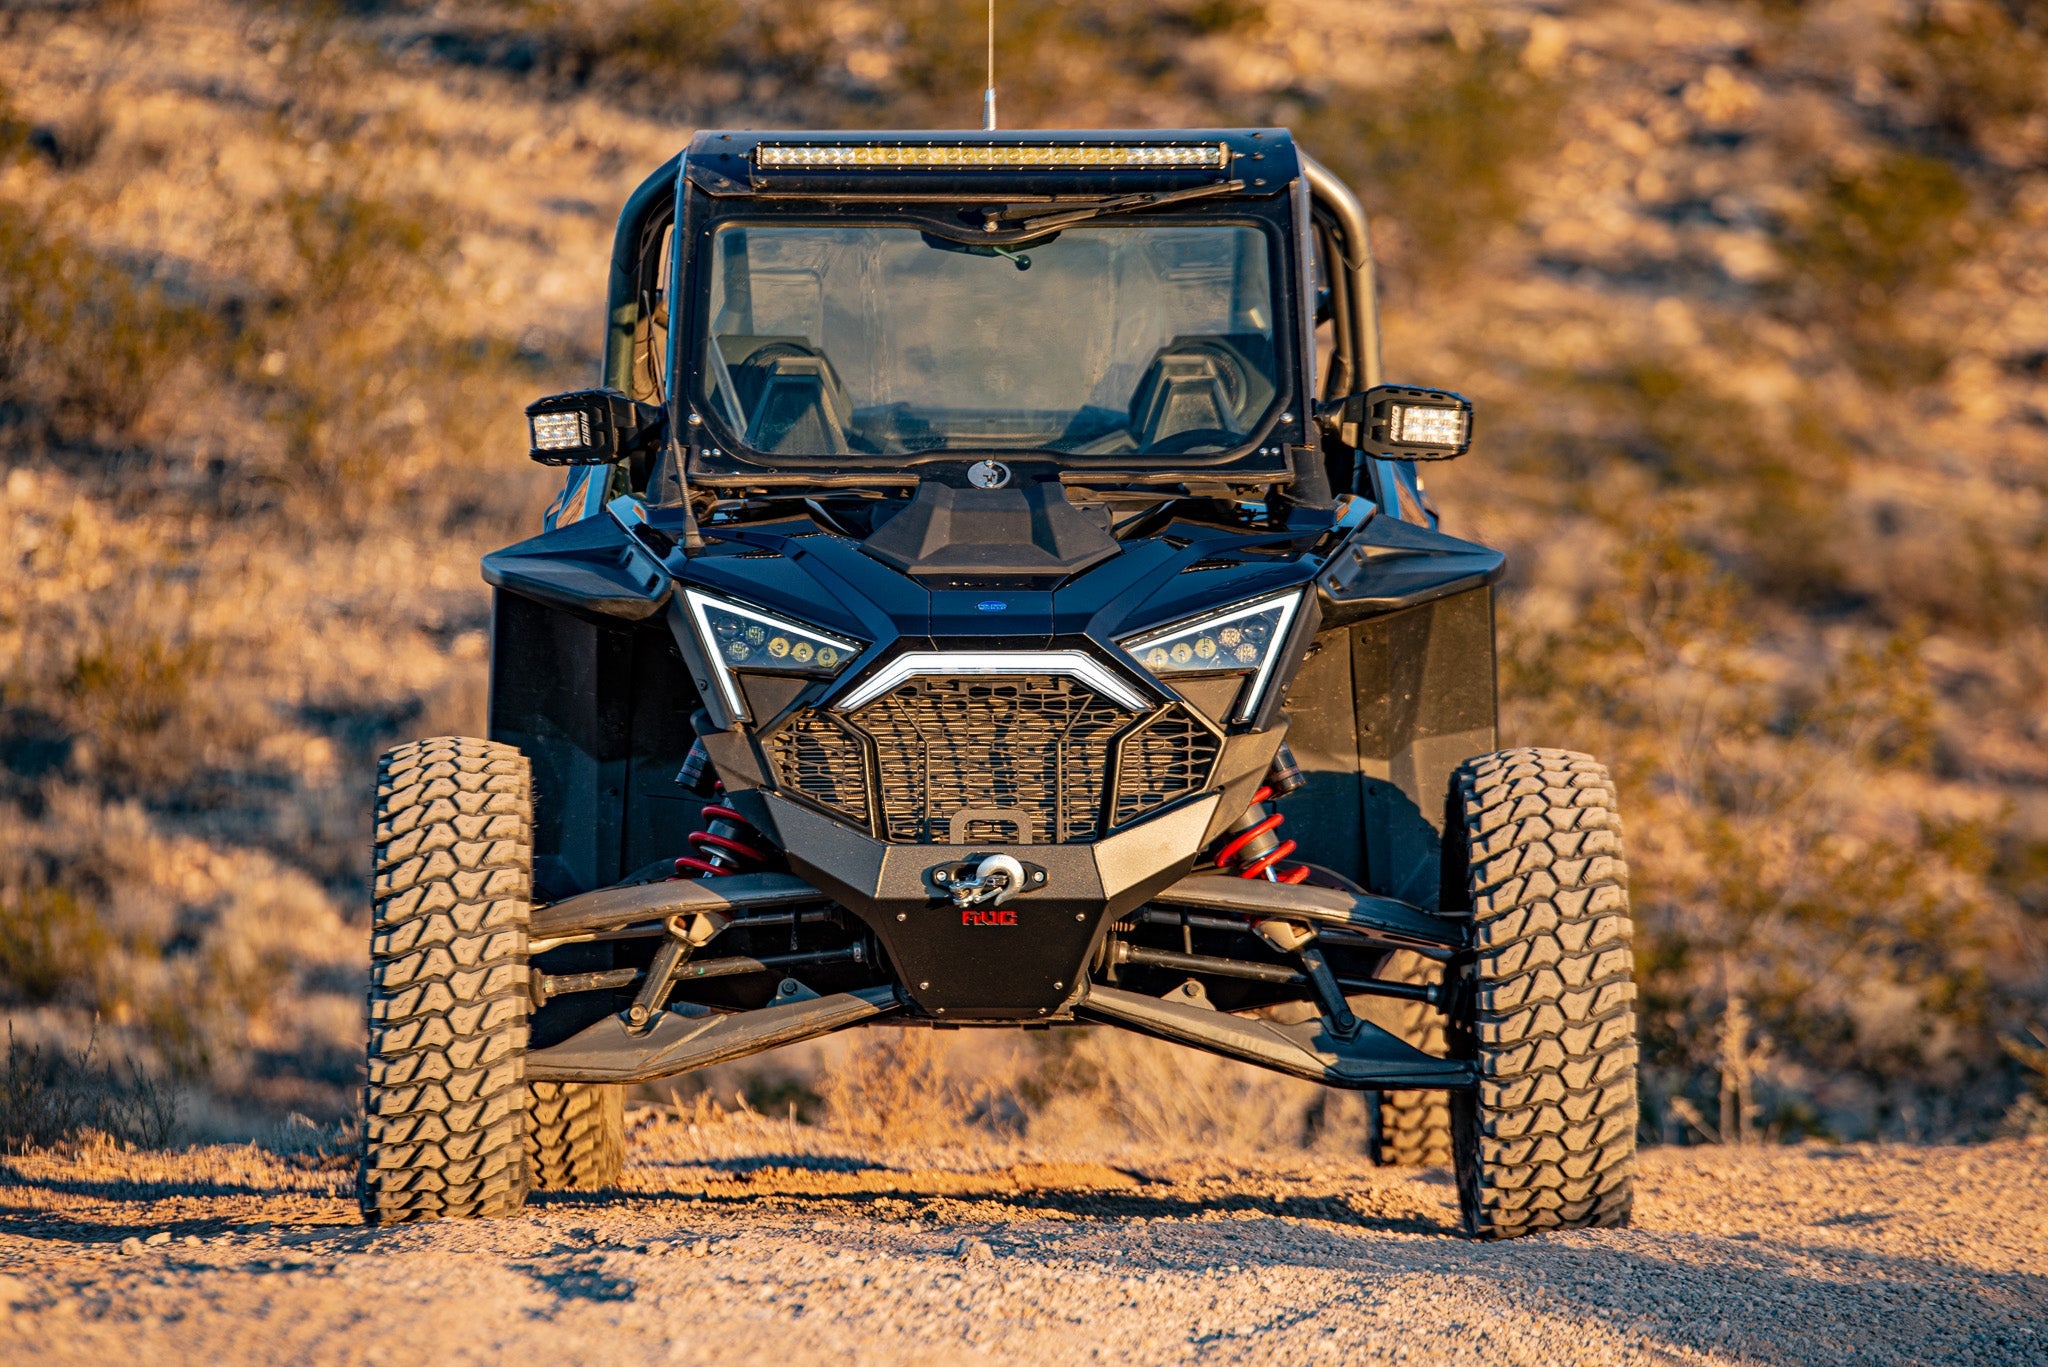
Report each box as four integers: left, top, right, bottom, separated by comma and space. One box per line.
1010, 179, 1247, 233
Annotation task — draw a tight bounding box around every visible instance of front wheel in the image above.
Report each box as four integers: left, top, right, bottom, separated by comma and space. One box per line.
1446, 748, 1638, 1239
360, 738, 535, 1225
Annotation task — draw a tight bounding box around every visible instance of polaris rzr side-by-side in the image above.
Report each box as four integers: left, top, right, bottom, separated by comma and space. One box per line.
361, 129, 1638, 1239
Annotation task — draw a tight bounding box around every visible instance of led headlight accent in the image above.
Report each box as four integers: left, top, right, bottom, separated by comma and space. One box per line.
683, 589, 864, 718
1121, 590, 1303, 723
755, 143, 1229, 170
836, 651, 1149, 712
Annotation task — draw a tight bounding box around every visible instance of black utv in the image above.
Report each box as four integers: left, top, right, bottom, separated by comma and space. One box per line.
361, 129, 1638, 1240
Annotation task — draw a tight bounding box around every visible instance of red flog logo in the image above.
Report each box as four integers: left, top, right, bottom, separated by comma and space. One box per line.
961, 907, 1018, 926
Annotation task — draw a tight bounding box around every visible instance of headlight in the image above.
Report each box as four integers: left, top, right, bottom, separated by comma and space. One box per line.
683, 589, 865, 718
1119, 590, 1302, 722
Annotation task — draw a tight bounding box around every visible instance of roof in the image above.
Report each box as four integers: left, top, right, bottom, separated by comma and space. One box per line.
683, 127, 1300, 198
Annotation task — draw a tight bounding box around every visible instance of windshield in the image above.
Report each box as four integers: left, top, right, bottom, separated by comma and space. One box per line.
695, 222, 1280, 461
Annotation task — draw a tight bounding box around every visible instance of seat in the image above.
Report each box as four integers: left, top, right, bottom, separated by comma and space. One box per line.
730, 341, 855, 455
1126, 334, 1277, 452
715, 336, 810, 418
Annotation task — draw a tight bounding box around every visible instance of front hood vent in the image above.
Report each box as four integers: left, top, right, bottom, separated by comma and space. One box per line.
860, 480, 1119, 580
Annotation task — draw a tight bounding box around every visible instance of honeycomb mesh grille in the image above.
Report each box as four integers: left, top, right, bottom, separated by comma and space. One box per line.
767, 672, 1218, 844
766, 711, 870, 828
1113, 708, 1222, 827
858, 676, 1129, 844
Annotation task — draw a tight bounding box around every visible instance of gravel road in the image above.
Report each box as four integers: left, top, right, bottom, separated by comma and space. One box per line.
0, 1115, 2041, 1366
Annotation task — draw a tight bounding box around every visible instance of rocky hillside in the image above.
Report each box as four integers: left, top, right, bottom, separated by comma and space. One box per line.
0, 0, 2043, 1142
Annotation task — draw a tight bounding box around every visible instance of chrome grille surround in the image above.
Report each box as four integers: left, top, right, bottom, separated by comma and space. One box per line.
765, 669, 1220, 844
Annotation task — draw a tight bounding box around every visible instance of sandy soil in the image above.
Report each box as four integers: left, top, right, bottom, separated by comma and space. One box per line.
0, 1116, 2041, 1366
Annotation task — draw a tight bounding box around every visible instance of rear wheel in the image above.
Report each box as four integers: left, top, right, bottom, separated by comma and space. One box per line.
359, 738, 534, 1225
1446, 748, 1638, 1239
1359, 952, 1452, 1168
526, 1082, 625, 1191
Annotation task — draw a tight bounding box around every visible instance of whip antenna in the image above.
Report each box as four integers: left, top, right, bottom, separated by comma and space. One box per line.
982, 0, 997, 130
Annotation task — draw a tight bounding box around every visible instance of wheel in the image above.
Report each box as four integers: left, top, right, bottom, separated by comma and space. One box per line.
1355, 951, 1452, 1167
526, 1082, 625, 1191
359, 737, 535, 1225
1445, 748, 1638, 1239
1362, 953, 1453, 1168
1309, 869, 1454, 1167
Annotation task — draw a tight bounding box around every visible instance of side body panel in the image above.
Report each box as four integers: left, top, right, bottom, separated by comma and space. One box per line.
1271, 627, 1364, 884
488, 589, 703, 901
1274, 586, 1496, 907
1352, 587, 1497, 908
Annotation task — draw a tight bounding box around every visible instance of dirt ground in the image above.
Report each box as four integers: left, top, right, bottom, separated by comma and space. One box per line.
0, 1116, 2041, 1366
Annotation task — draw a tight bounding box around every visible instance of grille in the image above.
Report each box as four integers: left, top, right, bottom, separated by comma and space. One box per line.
767, 711, 870, 828
1112, 708, 1220, 827
768, 673, 1219, 844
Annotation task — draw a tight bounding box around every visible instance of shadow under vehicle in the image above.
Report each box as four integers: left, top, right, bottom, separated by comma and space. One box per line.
360, 129, 1639, 1240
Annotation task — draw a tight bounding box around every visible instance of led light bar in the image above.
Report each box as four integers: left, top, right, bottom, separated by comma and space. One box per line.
755, 143, 1229, 170
1320, 384, 1475, 461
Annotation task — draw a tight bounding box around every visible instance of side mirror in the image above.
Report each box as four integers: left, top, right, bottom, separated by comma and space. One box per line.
1319, 384, 1473, 460
525, 388, 668, 466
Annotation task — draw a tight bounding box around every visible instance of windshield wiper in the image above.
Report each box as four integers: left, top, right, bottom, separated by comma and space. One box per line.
920, 231, 1037, 270
1008, 179, 1247, 234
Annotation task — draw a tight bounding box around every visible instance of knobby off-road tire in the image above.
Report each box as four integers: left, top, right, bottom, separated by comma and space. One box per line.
526, 1082, 624, 1192
1365, 954, 1453, 1169
360, 738, 534, 1225
1447, 748, 1638, 1239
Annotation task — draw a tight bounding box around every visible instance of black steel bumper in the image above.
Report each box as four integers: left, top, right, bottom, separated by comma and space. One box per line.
522, 856, 1473, 1089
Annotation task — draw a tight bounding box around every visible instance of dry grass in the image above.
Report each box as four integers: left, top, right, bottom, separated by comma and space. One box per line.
0, 1024, 181, 1152
0, 203, 205, 445
1297, 33, 1566, 277
1022, 1029, 1360, 1154
817, 1030, 1022, 1148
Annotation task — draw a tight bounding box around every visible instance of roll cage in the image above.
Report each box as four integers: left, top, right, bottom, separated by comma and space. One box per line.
552, 130, 1420, 527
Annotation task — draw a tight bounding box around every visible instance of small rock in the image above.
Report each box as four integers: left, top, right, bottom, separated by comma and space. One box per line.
955, 1238, 994, 1262
120, 1238, 145, 1255
690, 1239, 710, 1257
144, 1232, 173, 1247
183, 1236, 202, 1247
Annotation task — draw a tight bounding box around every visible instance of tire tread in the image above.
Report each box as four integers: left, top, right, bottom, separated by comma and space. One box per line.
1450, 748, 1638, 1240
526, 1082, 625, 1192
359, 737, 533, 1225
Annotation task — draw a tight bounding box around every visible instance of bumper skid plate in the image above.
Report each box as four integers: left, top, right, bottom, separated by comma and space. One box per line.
527, 985, 899, 1084
1079, 983, 1474, 1090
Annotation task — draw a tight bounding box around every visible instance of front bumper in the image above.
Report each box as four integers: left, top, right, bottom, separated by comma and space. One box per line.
522, 862, 1475, 1085
760, 789, 1223, 1019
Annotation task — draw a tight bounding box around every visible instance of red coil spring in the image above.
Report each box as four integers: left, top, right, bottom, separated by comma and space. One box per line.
675, 783, 771, 878
1214, 785, 1311, 884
